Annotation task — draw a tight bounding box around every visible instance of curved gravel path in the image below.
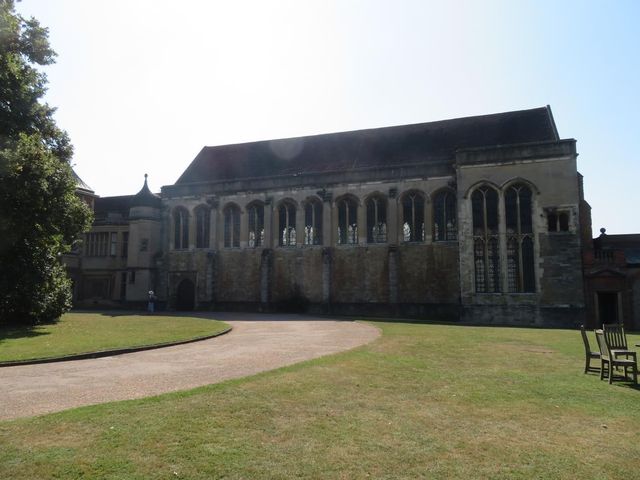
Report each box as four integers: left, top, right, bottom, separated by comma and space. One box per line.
0, 313, 380, 421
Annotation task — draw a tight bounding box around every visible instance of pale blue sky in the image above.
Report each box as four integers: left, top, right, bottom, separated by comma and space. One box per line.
16, 0, 640, 234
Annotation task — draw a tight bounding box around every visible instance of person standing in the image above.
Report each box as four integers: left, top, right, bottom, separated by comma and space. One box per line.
147, 290, 156, 314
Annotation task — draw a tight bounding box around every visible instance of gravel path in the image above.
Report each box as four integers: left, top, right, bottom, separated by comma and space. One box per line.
0, 313, 380, 421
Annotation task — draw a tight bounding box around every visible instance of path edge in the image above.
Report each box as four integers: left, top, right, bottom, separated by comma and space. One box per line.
0, 326, 232, 368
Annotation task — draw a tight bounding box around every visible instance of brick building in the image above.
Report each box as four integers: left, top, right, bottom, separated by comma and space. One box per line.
583, 229, 640, 330
71, 106, 592, 326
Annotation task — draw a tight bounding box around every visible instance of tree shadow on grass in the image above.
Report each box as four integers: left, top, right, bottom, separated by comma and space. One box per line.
0, 324, 51, 343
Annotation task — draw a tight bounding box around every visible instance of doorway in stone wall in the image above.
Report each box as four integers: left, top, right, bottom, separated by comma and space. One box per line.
176, 279, 195, 311
597, 291, 619, 325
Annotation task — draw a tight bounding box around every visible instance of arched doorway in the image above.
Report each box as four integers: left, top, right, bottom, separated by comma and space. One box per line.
176, 279, 195, 311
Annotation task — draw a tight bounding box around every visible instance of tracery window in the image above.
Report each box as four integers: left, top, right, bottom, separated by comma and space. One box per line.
505, 184, 535, 292
366, 195, 387, 243
433, 190, 457, 241
173, 208, 189, 249
304, 199, 322, 245
279, 202, 297, 247
402, 192, 425, 242
472, 186, 500, 293
247, 203, 265, 248
337, 197, 358, 245
195, 206, 210, 249
223, 204, 240, 248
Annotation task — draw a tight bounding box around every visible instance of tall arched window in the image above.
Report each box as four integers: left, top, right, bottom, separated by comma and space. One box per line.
505, 183, 535, 292
472, 186, 500, 293
279, 201, 296, 246
366, 195, 387, 243
223, 204, 240, 248
195, 206, 210, 249
337, 197, 358, 245
433, 190, 457, 241
247, 202, 265, 248
402, 191, 425, 242
173, 208, 189, 249
304, 198, 322, 245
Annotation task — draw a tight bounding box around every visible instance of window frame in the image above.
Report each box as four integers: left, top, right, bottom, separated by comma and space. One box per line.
365, 194, 388, 244
336, 195, 359, 246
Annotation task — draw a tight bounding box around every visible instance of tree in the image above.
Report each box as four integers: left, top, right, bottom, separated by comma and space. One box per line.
0, 0, 92, 325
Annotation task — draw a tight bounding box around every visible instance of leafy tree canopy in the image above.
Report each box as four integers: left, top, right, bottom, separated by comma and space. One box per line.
0, 0, 92, 325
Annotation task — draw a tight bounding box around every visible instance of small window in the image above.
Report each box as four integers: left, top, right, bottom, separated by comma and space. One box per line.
139, 238, 149, 252
120, 272, 127, 300
548, 210, 570, 232
110, 232, 118, 256
121, 232, 129, 258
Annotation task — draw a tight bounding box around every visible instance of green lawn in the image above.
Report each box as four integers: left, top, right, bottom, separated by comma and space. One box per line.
0, 312, 229, 362
1, 321, 638, 479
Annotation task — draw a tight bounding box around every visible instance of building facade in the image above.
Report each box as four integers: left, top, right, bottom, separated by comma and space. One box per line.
71, 107, 591, 326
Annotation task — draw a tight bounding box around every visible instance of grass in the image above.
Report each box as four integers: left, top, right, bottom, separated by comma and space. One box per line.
0, 321, 639, 479
0, 312, 229, 362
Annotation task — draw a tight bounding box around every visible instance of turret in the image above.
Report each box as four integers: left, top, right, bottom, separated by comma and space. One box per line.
126, 174, 162, 304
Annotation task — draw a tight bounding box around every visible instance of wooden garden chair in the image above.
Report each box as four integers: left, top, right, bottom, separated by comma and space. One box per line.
602, 323, 635, 360
595, 329, 637, 385
580, 325, 600, 374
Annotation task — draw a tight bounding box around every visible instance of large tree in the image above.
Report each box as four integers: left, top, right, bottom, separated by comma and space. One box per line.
0, 0, 92, 325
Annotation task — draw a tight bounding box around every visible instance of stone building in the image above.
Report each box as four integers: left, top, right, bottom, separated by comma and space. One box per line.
583, 229, 640, 330
71, 106, 591, 326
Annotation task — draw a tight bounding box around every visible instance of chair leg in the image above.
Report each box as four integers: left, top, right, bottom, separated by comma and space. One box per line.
600, 360, 605, 380
584, 356, 589, 374
608, 362, 614, 384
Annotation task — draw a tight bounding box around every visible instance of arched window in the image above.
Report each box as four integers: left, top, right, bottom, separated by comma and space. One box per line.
433, 190, 457, 241
223, 204, 240, 248
402, 191, 425, 242
304, 198, 322, 245
472, 186, 500, 293
366, 195, 387, 243
195, 206, 210, 248
247, 203, 265, 248
505, 184, 535, 292
337, 197, 358, 245
279, 202, 296, 246
173, 208, 189, 249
